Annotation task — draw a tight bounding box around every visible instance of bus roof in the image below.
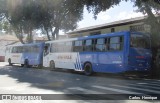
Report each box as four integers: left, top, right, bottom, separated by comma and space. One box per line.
46, 31, 132, 43
6, 42, 45, 47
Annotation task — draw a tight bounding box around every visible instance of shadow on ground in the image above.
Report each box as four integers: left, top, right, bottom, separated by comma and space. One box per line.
0, 65, 156, 102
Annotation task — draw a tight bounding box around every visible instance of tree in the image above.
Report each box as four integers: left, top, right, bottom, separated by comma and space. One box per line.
0, 0, 85, 41
0, 0, 159, 43
0, 0, 128, 42
35, 0, 84, 40
133, 0, 160, 77
6, 0, 48, 43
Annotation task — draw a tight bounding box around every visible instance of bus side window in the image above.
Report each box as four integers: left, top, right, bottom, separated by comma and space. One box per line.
84, 39, 93, 52
108, 36, 124, 51
64, 42, 72, 52
73, 41, 83, 52
12, 47, 16, 53
44, 44, 50, 56
51, 43, 55, 53
5, 47, 9, 53
95, 38, 105, 52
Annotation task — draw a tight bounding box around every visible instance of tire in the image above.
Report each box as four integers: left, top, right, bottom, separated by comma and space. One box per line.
21, 64, 24, 67
84, 63, 93, 76
38, 64, 43, 69
8, 59, 12, 66
24, 60, 29, 68
50, 61, 55, 71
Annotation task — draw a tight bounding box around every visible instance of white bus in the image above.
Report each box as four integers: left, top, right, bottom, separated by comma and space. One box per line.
5, 44, 23, 65
5, 43, 45, 67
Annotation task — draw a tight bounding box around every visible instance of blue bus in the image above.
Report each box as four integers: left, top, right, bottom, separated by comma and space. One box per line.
5, 42, 45, 68
43, 31, 152, 76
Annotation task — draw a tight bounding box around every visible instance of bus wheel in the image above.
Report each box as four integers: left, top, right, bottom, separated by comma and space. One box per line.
38, 64, 43, 69
21, 64, 24, 67
84, 63, 93, 76
50, 61, 55, 71
8, 59, 12, 66
24, 60, 29, 68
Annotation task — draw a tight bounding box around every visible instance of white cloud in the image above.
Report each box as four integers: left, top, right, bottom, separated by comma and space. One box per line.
116, 11, 144, 20
97, 12, 111, 21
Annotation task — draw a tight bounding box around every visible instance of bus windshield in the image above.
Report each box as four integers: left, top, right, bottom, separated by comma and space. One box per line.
130, 34, 150, 49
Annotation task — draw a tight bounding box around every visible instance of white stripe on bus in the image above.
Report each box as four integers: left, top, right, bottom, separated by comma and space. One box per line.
78, 53, 82, 70
76, 53, 80, 70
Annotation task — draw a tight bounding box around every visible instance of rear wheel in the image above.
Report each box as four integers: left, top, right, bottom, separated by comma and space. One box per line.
84, 63, 93, 76
24, 60, 29, 68
50, 61, 55, 71
8, 59, 12, 66
38, 64, 43, 69
21, 64, 24, 67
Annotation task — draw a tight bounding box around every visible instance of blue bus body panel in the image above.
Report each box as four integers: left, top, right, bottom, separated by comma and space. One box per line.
80, 51, 125, 73
76, 31, 151, 74
22, 43, 45, 65
77, 31, 130, 73
127, 48, 151, 71
126, 32, 151, 72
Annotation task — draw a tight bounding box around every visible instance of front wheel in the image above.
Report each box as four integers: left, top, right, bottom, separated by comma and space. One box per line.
50, 61, 55, 71
84, 63, 93, 76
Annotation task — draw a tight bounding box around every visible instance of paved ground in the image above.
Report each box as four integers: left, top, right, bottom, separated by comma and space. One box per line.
0, 62, 160, 103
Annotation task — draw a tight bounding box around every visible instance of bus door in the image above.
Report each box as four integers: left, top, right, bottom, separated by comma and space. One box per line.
5, 46, 11, 62
43, 43, 50, 67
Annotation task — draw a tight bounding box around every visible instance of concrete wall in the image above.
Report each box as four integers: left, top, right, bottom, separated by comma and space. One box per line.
0, 56, 4, 62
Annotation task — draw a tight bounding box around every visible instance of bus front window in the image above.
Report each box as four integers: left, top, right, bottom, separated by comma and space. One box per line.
130, 34, 150, 49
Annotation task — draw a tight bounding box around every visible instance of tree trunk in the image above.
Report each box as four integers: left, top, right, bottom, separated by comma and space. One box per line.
15, 25, 25, 44
45, 28, 51, 41
15, 34, 25, 44
56, 29, 59, 40
144, 3, 160, 78
50, 27, 55, 40
27, 27, 33, 43
52, 27, 59, 40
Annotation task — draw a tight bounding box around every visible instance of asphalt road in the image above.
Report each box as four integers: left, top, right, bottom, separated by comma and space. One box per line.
0, 62, 160, 103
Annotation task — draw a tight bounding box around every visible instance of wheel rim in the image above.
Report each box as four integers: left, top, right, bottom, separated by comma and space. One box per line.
84, 63, 92, 75
85, 65, 91, 73
8, 59, 12, 65
50, 61, 55, 69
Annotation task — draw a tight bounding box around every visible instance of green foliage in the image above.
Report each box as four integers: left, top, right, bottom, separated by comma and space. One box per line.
134, 0, 160, 47
84, 0, 127, 19
0, 0, 159, 44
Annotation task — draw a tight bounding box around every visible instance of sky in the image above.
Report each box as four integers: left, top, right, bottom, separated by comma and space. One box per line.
77, 1, 144, 29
